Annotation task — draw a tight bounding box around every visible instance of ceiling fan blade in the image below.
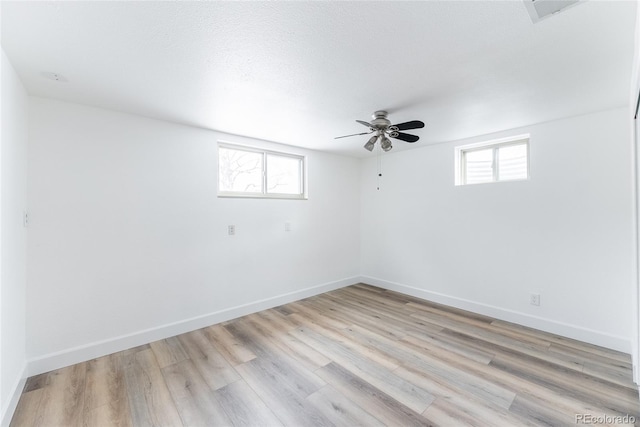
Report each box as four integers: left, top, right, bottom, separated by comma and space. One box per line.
391, 132, 419, 143
392, 120, 425, 131
356, 120, 374, 129
334, 131, 373, 140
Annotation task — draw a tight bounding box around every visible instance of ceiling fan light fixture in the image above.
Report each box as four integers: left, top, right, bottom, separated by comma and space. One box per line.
381, 136, 392, 152
364, 135, 378, 151
334, 111, 424, 152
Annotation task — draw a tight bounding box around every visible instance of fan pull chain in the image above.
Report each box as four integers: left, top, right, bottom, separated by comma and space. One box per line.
377, 143, 382, 190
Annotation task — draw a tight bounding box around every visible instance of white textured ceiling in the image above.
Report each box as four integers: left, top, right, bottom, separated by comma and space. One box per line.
1, 1, 636, 157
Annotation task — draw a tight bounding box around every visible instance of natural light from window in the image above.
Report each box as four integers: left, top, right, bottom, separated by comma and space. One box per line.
456, 136, 529, 186
266, 154, 302, 195
218, 143, 305, 199
498, 144, 528, 181
464, 148, 494, 185
219, 147, 263, 194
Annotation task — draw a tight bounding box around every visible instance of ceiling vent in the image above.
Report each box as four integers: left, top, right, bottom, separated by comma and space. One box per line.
523, 0, 581, 23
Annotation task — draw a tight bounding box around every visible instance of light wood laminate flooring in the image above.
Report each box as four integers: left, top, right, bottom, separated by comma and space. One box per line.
11, 284, 639, 426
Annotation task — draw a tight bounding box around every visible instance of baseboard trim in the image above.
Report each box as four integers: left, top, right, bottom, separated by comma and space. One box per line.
1, 363, 27, 427
27, 276, 359, 376
361, 276, 631, 353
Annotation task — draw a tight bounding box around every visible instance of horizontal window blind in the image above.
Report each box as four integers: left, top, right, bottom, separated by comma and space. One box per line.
464, 148, 494, 184
459, 138, 529, 185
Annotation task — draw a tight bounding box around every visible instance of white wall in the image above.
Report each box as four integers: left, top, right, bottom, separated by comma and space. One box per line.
630, 0, 640, 383
0, 49, 28, 425
27, 97, 360, 373
361, 108, 634, 352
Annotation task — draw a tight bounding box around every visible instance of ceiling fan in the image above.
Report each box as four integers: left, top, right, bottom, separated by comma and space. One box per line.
335, 110, 425, 152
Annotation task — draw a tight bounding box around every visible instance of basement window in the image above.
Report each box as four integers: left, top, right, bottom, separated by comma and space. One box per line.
455, 136, 529, 186
218, 143, 306, 199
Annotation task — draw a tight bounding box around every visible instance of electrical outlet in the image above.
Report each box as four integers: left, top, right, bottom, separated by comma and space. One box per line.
23, 211, 29, 228
285, 222, 291, 232
530, 293, 540, 306
228, 225, 235, 236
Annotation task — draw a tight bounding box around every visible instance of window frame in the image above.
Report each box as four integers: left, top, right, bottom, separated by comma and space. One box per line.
217, 142, 307, 200
455, 135, 530, 186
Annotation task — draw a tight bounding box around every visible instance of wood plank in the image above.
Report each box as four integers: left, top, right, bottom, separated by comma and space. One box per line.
9, 389, 44, 427
149, 336, 188, 369
508, 394, 584, 426
489, 355, 640, 417
83, 353, 131, 427
339, 323, 514, 410
307, 295, 411, 341
272, 304, 296, 316
306, 385, 386, 427
421, 397, 481, 427
582, 361, 636, 389
203, 324, 257, 366
404, 299, 495, 324
492, 319, 632, 364
294, 321, 401, 372
176, 328, 215, 359
315, 362, 434, 427
251, 311, 331, 371
214, 379, 283, 426
400, 332, 608, 415
429, 329, 636, 410
234, 358, 333, 427
401, 332, 630, 419
122, 348, 183, 427
83, 354, 125, 409
342, 327, 516, 411
121, 344, 151, 356
225, 321, 327, 398
351, 283, 385, 293
23, 374, 50, 393
83, 402, 132, 427
403, 325, 495, 365
291, 326, 435, 413
259, 308, 303, 331
546, 342, 634, 388
395, 365, 535, 427
411, 310, 552, 352
324, 290, 449, 339
288, 301, 351, 330
35, 364, 87, 427
437, 327, 584, 373
335, 286, 410, 311
161, 359, 231, 426
177, 329, 240, 390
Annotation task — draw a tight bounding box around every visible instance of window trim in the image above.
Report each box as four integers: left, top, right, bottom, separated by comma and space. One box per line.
455, 134, 530, 186
217, 142, 307, 199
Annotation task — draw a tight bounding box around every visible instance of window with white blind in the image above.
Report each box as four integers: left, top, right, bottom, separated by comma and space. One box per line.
218, 143, 306, 199
455, 136, 529, 186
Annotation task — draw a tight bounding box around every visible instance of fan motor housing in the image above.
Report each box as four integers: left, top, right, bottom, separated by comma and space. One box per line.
371, 110, 391, 129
